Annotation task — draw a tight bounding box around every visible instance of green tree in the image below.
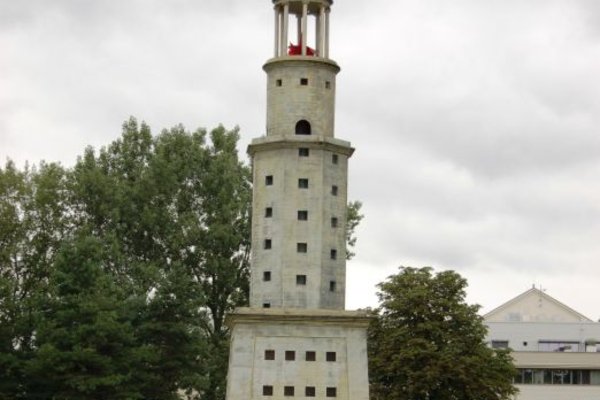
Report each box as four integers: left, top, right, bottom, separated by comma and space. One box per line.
368, 267, 517, 400
345, 200, 363, 260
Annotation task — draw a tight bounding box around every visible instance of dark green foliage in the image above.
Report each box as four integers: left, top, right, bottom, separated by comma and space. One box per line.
368, 267, 518, 400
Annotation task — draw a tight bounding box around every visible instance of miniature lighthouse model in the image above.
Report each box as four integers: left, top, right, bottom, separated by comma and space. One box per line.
225, 1, 370, 399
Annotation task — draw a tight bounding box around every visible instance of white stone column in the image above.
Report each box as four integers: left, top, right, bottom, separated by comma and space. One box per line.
297, 15, 302, 46
281, 2, 289, 56
324, 7, 330, 58
301, 1, 308, 55
318, 5, 325, 57
274, 6, 280, 57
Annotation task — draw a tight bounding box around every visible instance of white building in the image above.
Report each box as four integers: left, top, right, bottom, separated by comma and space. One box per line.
485, 287, 600, 400
224, 1, 370, 399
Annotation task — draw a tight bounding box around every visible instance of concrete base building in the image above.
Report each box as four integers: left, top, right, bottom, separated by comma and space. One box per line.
485, 287, 600, 400
225, 2, 370, 399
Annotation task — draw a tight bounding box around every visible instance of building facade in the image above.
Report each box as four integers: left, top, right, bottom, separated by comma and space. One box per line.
225, 2, 370, 399
485, 287, 600, 400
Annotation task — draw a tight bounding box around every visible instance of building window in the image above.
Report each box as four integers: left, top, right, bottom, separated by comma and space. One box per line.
299, 147, 309, 157
284, 386, 295, 396
297, 243, 308, 253
297, 210, 308, 220
325, 81, 331, 89
265, 350, 275, 360
538, 341, 582, 352
332, 154, 338, 164
331, 185, 338, 196
326, 351, 336, 362
330, 249, 337, 260
263, 271, 271, 281
276, 79, 282, 87
298, 178, 309, 189
300, 78, 308, 85
305, 351, 316, 361
265, 207, 273, 218
263, 385, 273, 396
331, 217, 338, 228
265, 175, 273, 185
296, 275, 307, 285
285, 350, 295, 361
264, 239, 272, 249
305, 386, 316, 397
326, 387, 337, 397
295, 120, 311, 135
330, 281, 336, 292
491, 340, 509, 349
263, 302, 271, 308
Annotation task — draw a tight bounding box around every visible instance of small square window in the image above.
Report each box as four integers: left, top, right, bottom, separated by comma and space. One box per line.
265, 349, 275, 360
265, 175, 273, 185
296, 275, 307, 285
330, 281, 336, 292
297, 210, 308, 220
263, 271, 271, 281
265, 207, 273, 217
330, 249, 337, 260
297, 243, 308, 253
331, 217, 338, 228
264, 239, 272, 249
285, 350, 295, 361
326, 387, 337, 397
325, 81, 331, 89
284, 386, 295, 396
305, 351, 316, 361
332, 154, 338, 164
298, 148, 309, 157
263, 302, 271, 308
263, 385, 273, 396
300, 78, 308, 86
305, 386, 316, 397
298, 178, 309, 189
326, 351, 336, 362
331, 185, 338, 196
276, 79, 282, 87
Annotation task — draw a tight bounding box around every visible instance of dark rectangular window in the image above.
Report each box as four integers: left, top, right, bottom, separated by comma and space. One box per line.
325, 81, 331, 89
263, 302, 271, 308
265, 207, 273, 217
296, 275, 307, 285
285, 350, 295, 361
297, 210, 308, 220
297, 243, 308, 253
491, 340, 509, 349
264, 239, 272, 249
263, 385, 273, 396
331, 217, 338, 228
326, 387, 337, 397
305, 386, 316, 397
330, 281, 336, 292
265, 350, 275, 360
300, 78, 308, 86
299, 147, 309, 157
265, 175, 273, 185
298, 178, 309, 189
326, 351, 336, 362
263, 271, 271, 281
284, 386, 295, 396
330, 249, 337, 260
332, 154, 338, 164
276, 79, 282, 87
305, 351, 316, 361
331, 185, 338, 196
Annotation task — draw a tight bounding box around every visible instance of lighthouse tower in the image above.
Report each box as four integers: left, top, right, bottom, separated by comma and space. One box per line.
225, 1, 370, 399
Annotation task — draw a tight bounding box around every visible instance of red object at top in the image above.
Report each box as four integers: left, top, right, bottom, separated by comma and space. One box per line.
288, 43, 315, 56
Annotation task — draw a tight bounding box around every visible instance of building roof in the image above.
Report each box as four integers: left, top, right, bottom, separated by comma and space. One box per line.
484, 287, 592, 323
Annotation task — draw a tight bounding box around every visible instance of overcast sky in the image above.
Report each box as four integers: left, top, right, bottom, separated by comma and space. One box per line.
2, 0, 600, 319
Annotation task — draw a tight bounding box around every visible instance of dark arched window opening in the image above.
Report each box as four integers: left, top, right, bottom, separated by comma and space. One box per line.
295, 120, 311, 135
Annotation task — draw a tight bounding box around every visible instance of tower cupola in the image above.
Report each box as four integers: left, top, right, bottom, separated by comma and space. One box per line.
272, 0, 333, 59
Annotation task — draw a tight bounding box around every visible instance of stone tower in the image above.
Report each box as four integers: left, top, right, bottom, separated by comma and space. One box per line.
225, 1, 370, 399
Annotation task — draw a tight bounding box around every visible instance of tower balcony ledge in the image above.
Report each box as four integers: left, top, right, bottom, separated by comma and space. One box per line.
264, 55, 340, 73
248, 135, 354, 157
226, 307, 370, 329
